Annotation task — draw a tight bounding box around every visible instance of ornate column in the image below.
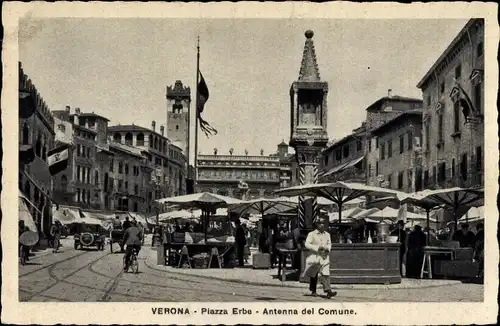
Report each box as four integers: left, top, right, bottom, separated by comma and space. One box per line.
289, 30, 329, 233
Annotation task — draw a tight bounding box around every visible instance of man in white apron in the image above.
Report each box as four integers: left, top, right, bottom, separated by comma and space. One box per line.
302, 217, 337, 298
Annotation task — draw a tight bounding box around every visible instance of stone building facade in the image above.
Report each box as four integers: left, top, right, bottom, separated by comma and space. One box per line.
19, 62, 55, 235
197, 148, 282, 199
368, 110, 423, 192
320, 124, 366, 183
416, 18, 484, 189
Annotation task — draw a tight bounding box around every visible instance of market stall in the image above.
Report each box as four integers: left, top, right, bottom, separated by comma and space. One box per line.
275, 181, 404, 284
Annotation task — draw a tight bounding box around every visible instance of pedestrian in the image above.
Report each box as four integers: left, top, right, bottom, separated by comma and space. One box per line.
122, 216, 132, 230
452, 223, 476, 248
50, 221, 61, 253
406, 225, 427, 278
473, 222, 484, 277
302, 217, 337, 298
390, 220, 407, 277
234, 219, 247, 267
112, 215, 122, 230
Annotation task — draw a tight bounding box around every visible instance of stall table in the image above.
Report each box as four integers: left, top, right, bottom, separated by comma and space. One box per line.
300, 243, 402, 284
166, 242, 235, 268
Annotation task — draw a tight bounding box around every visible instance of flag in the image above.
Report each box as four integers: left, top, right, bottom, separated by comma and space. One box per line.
19, 89, 36, 119
454, 80, 476, 120
47, 144, 70, 175
197, 71, 218, 137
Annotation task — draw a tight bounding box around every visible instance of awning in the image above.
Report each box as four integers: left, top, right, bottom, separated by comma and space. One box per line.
19, 197, 37, 231
52, 205, 82, 225
322, 156, 364, 177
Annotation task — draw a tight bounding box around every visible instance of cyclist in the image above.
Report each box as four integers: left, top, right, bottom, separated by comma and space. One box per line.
50, 221, 62, 253
122, 220, 143, 271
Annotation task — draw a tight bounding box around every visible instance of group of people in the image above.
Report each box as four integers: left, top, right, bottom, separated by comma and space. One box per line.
390, 220, 485, 278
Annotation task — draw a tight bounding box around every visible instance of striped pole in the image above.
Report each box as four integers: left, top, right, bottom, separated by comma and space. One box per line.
298, 164, 306, 229
311, 164, 319, 224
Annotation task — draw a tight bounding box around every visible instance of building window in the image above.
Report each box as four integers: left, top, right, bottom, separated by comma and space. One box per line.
125, 164, 129, 175
432, 166, 437, 184
425, 121, 431, 150
95, 171, 99, 186
455, 64, 462, 80
451, 158, 456, 178
474, 83, 482, 114
427, 95, 431, 107
109, 158, 114, 172
113, 133, 121, 143
118, 162, 123, 174
438, 113, 444, 143
477, 42, 483, 58
134, 184, 139, 195
176, 125, 179, 130
324, 155, 329, 166
423, 170, 429, 186
125, 133, 133, 146
87, 147, 91, 158
368, 164, 372, 177
380, 143, 385, 160
368, 139, 372, 152
125, 181, 129, 191
461, 153, 468, 181
136, 133, 144, 146
335, 150, 342, 161
77, 166, 81, 182
397, 172, 404, 189
440, 82, 445, 94
133, 202, 138, 212
438, 162, 446, 182
453, 101, 461, 132
343, 145, 349, 158
387, 174, 392, 189
476, 146, 482, 171
375, 161, 379, 175
77, 188, 81, 202
356, 140, 362, 151
118, 180, 123, 190
408, 131, 413, 150
86, 168, 90, 184
375, 137, 379, 149
399, 135, 404, 154
387, 140, 392, 158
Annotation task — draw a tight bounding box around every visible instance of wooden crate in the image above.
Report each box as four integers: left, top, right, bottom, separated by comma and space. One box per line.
252, 253, 271, 269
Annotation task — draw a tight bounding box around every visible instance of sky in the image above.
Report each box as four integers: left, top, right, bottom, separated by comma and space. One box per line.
19, 18, 468, 164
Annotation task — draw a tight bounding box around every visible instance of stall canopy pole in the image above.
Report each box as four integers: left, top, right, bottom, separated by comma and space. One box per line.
426, 208, 430, 245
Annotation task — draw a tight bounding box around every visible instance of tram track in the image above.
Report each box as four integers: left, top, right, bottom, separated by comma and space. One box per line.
19, 250, 89, 278
20, 251, 113, 301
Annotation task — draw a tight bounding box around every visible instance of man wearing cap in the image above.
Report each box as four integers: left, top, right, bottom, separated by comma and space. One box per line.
302, 217, 337, 299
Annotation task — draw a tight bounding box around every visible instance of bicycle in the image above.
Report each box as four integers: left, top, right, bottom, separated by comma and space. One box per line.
123, 247, 139, 273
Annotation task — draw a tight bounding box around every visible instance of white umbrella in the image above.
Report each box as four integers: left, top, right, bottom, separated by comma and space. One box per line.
19, 196, 37, 232
459, 206, 484, 223
156, 192, 240, 242
275, 181, 402, 223
228, 197, 297, 216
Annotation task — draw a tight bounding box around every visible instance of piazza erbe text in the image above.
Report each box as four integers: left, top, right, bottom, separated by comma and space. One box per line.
18, 19, 484, 302
151, 307, 356, 316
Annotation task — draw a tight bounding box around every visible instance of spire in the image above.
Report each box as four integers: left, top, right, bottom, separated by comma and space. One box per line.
298, 30, 321, 82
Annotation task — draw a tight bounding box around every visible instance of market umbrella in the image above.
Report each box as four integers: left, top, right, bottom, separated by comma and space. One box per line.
398, 187, 484, 244
228, 197, 297, 216
156, 192, 242, 242
275, 181, 402, 223
459, 206, 484, 223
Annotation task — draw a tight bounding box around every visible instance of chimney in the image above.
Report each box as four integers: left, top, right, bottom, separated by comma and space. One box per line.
388, 89, 393, 98
152, 120, 156, 131
65, 105, 70, 113
160, 125, 164, 136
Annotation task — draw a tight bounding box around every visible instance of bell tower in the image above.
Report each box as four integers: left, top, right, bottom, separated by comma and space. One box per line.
289, 30, 329, 232
166, 80, 191, 156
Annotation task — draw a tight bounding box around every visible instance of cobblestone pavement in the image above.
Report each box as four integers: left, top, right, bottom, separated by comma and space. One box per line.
19, 238, 484, 302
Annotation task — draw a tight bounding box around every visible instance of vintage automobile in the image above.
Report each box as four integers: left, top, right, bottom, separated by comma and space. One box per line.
74, 222, 106, 250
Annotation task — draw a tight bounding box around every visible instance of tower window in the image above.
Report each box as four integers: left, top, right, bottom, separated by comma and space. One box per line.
176, 125, 179, 131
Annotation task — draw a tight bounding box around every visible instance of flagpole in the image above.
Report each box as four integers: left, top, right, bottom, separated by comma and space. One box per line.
194, 35, 200, 192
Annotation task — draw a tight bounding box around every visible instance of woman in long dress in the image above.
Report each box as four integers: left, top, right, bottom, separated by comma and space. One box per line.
302, 218, 337, 298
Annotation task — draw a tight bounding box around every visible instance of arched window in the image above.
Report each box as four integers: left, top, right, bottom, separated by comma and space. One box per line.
35, 134, 42, 157
163, 141, 167, 153
61, 175, 68, 190
125, 133, 133, 146
113, 132, 121, 143
136, 133, 144, 146
22, 123, 29, 145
